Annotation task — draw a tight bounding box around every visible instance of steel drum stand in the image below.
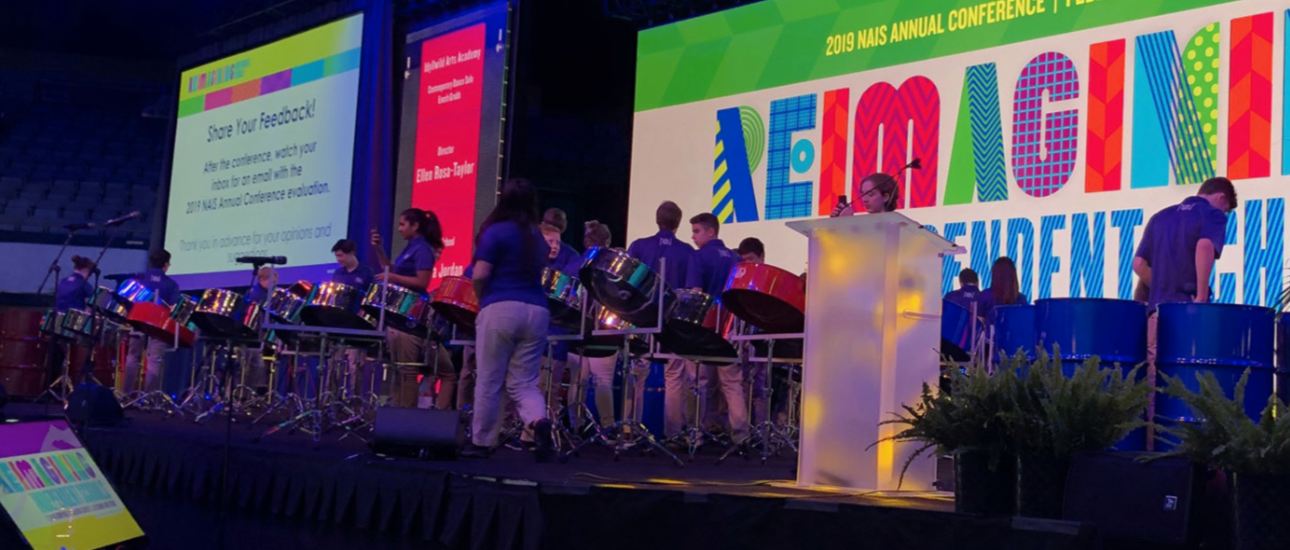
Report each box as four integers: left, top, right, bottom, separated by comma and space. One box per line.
718, 332, 805, 464
194, 337, 256, 424
134, 328, 188, 417
251, 343, 306, 425
37, 337, 76, 405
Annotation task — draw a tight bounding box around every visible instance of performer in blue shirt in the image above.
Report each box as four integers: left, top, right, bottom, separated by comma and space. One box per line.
331, 239, 375, 292
568, 221, 640, 430
371, 208, 443, 408
626, 201, 697, 441
55, 256, 95, 312
1134, 176, 1235, 377
124, 249, 179, 394
543, 208, 582, 272
976, 257, 1028, 323
684, 213, 748, 445
944, 269, 980, 311
246, 266, 276, 305
465, 178, 554, 461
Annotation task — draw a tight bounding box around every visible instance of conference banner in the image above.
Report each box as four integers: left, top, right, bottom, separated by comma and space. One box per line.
630, 0, 1287, 305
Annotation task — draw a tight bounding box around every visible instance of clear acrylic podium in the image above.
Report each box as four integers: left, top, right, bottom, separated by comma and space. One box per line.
787, 212, 963, 491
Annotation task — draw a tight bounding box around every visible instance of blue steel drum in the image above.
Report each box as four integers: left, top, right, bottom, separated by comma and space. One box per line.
1034, 299, 1147, 376
1156, 303, 1275, 451
991, 305, 1035, 362
940, 299, 975, 362
1277, 316, 1290, 404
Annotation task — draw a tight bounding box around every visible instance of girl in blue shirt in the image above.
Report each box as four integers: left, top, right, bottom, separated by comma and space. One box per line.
465, 178, 554, 460
371, 208, 445, 408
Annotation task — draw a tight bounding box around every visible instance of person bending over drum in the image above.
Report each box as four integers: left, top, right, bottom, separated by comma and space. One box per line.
124, 249, 180, 394
372, 208, 442, 408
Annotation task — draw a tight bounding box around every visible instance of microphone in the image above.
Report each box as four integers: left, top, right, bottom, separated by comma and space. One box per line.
104, 273, 137, 282
64, 222, 97, 231
104, 211, 142, 227
235, 256, 288, 265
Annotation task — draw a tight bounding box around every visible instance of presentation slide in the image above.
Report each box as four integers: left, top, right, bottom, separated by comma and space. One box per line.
396, 2, 508, 289
0, 420, 144, 550
631, 0, 1287, 306
165, 14, 364, 289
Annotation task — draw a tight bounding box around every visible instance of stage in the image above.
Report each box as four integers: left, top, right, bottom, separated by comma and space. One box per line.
2, 403, 1100, 550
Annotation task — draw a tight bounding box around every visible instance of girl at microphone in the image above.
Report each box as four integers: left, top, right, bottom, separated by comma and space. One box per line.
829, 161, 918, 217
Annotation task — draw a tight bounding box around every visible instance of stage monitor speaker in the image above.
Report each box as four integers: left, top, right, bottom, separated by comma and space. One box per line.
1063, 452, 1197, 545
372, 406, 462, 460
65, 383, 123, 427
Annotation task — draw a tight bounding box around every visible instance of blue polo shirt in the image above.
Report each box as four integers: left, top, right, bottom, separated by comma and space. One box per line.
394, 236, 437, 278
247, 282, 271, 304
55, 272, 92, 312
685, 238, 738, 298
142, 267, 180, 306
551, 242, 582, 275
627, 230, 695, 290
944, 284, 980, 311
473, 221, 548, 309
1135, 196, 1228, 310
332, 263, 375, 294
976, 288, 1029, 322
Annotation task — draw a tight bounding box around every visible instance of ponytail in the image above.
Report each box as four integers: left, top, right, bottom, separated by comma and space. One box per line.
401, 208, 445, 251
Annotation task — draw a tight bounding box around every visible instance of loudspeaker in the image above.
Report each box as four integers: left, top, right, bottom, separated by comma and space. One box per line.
1063, 452, 1198, 545
65, 383, 123, 427
372, 406, 463, 460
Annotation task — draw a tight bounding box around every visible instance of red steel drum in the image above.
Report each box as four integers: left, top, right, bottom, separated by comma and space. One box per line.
430, 276, 480, 330
721, 262, 806, 334
127, 302, 196, 348
289, 280, 314, 298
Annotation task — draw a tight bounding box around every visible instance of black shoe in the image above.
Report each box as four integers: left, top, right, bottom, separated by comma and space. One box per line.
533, 419, 555, 463
460, 444, 491, 459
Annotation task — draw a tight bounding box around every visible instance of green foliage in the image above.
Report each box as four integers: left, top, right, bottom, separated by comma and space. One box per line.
999, 348, 1154, 460
1159, 370, 1290, 476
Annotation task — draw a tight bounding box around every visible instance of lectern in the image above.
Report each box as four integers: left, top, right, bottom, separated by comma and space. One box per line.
787, 212, 962, 491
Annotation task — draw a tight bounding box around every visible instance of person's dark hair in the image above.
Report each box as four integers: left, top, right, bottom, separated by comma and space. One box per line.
862, 173, 900, 212
690, 212, 720, 235
958, 268, 979, 286
584, 220, 611, 248
331, 239, 357, 254
656, 201, 683, 232
148, 249, 171, 269
990, 257, 1020, 306
401, 208, 445, 251
479, 178, 542, 276
71, 255, 96, 272
737, 237, 764, 258
543, 208, 568, 233
1198, 176, 1238, 211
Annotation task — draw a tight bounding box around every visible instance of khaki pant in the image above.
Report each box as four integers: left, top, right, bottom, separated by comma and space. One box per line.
123, 334, 166, 393
472, 302, 550, 447
387, 329, 422, 408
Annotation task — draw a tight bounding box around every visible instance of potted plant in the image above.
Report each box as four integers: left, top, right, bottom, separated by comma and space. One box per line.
999, 348, 1152, 519
877, 357, 1018, 515
1159, 370, 1290, 550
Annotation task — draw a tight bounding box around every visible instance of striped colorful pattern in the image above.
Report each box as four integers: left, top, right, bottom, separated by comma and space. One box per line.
1086, 40, 1126, 193
1038, 215, 1065, 300
1228, 12, 1273, 180
1069, 212, 1106, 298
1006, 217, 1035, 300
1183, 23, 1221, 172
852, 77, 940, 209
1243, 199, 1283, 307
1136, 31, 1215, 185
945, 63, 1005, 206
1111, 209, 1144, 300
817, 89, 849, 216
939, 223, 966, 297
713, 108, 759, 223
1012, 52, 1080, 198
970, 220, 1001, 288
177, 48, 360, 118
765, 95, 816, 220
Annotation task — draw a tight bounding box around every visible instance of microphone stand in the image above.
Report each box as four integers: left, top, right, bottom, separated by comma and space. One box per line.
36, 226, 83, 295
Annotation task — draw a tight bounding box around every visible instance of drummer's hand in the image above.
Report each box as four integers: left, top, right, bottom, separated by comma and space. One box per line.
370, 228, 382, 247
374, 271, 389, 283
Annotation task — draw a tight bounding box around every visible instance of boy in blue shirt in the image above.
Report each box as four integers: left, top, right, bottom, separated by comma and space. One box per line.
684, 213, 748, 445
123, 249, 180, 394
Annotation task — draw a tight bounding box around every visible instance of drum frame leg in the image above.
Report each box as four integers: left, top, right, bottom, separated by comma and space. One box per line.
718, 340, 798, 465
36, 339, 76, 406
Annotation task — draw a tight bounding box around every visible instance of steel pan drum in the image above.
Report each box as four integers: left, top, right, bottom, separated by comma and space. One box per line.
39, 310, 77, 341
721, 262, 806, 334
60, 308, 96, 340
940, 299, 975, 362
1035, 298, 1147, 376
300, 282, 374, 330
265, 287, 307, 323
657, 289, 736, 363
991, 305, 1035, 362
90, 286, 129, 322
190, 288, 264, 340
542, 268, 585, 331
126, 302, 196, 348
171, 294, 198, 326
579, 247, 673, 327
1278, 316, 1290, 404
115, 279, 155, 305
431, 276, 480, 330
1156, 303, 1274, 450
363, 283, 431, 335
576, 302, 648, 358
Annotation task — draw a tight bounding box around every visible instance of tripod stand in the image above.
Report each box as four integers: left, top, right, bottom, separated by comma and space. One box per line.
718, 335, 802, 464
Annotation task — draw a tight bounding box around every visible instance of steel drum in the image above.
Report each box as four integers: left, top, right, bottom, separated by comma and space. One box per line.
1156, 303, 1275, 451
126, 302, 196, 348
300, 281, 374, 330
115, 279, 155, 305
579, 247, 673, 327
362, 283, 431, 335
431, 276, 480, 330
60, 308, 96, 340
940, 299, 976, 362
1035, 298, 1147, 376
721, 262, 806, 334
991, 305, 1035, 362
90, 286, 129, 322
265, 287, 307, 323
1278, 316, 1290, 404
39, 310, 76, 341
190, 288, 264, 340
542, 268, 585, 331
171, 294, 198, 326
576, 302, 647, 358
657, 289, 736, 363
